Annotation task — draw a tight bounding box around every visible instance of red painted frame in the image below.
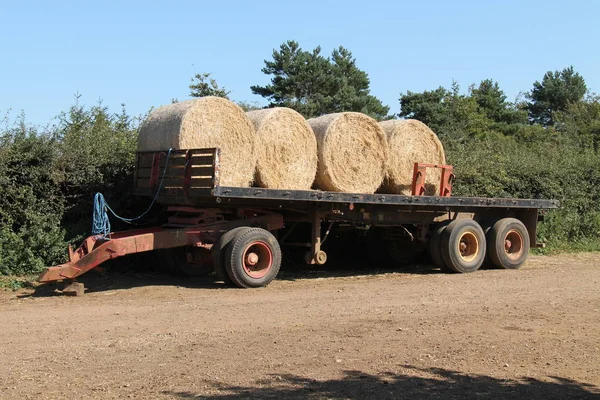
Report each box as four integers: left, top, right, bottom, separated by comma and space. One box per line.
411, 163, 455, 197
38, 210, 283, 283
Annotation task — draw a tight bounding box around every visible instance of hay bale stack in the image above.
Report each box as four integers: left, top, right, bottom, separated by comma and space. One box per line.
138, 97, 256, 187
379, 119, 446, 195
246, 108, 317, 190
307, 112, 388, 193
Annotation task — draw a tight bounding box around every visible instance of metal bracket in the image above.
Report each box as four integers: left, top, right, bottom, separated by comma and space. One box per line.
411, 163, 455, 197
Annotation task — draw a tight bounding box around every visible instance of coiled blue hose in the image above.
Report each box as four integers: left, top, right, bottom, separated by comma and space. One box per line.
92, 148, 173, 236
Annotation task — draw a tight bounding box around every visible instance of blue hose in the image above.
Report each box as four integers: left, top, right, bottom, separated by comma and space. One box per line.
92, 148, 173, 236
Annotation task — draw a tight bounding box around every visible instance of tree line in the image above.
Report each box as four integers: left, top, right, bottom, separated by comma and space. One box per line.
1, 40, 598, 275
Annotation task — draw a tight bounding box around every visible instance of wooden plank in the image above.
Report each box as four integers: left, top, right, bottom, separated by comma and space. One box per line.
137, 154, 188, 168
161, 157, 187, 167
137, 149, 188, 157
137, 150, 216, 167
138, 168, 160, 179
136, 177, 185, 188
137, 169, 184, 180
190, 148, 218, 156
189, 166, 215, 177
189, 177, 216, 188
135, 178, 215, 190
137, 168, 152, 179
160, 177, 185, 187
138, 162, 215, 178
159, 187, 186, 198
136, 149, 218, 191
160, 156, 207, 168
190, 155, 216, 166
137, 154, 155, 168
163, 165, 186, 177
136, 178, 152, 188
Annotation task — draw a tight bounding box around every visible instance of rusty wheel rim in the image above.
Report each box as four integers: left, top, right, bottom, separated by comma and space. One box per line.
242, 241, 273, 279
504, 230, 524, 261
457, 231, 479, 263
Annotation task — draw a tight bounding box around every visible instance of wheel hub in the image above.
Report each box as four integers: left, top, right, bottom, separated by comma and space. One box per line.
504, 230, 524, 260
242, 241, 273, 279
246, 252, 259, 266
457, 231, 479, 263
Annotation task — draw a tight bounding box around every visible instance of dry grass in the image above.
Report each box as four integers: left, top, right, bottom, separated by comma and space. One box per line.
308, 112, 388, 193
247, 108, 317, 190
138, 97, 256, 187
379, 119, 446, 195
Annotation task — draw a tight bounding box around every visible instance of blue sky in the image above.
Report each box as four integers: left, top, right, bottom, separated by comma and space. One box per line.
1, 0, 598, 126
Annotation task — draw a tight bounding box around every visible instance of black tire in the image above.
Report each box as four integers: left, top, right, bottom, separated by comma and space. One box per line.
304, 250, 328, 265
167, 247, 213, 277
225, 227, 282, 288
212, 227, 249, 285
441, 219, 486, 273
479, 220, 495, 268
429, 221, 451, 271
487, 218, 530, 270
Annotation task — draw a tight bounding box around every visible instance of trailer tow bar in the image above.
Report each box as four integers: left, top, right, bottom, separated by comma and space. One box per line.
38, 212, 285, 295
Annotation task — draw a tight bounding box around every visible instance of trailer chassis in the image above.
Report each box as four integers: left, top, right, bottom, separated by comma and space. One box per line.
37, 148, 559, 294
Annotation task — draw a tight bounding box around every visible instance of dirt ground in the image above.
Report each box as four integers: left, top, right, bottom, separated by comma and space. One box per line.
0, 253, 599, 399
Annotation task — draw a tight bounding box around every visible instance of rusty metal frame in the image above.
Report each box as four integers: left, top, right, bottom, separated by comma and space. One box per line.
308, 209, 323, 265
411, 163, 455, 197
39, 147, 560, 290
149, 151, 163, 192
38, 210, 283, 283
183, 149, 193, 198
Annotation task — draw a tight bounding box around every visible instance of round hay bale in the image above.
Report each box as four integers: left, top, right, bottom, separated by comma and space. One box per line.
138, 97, 256, 187
307, 112, 388, 193
379, 119, 446, 195
246, 108, 317, 190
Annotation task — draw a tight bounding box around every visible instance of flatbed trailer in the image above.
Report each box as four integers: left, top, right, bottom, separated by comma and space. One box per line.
38, 148, 559, 294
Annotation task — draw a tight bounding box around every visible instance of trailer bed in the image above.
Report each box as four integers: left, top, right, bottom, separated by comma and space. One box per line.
133, 148, 558, 212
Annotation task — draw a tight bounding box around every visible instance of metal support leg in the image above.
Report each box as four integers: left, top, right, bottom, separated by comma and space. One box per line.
305, 210, 327, 265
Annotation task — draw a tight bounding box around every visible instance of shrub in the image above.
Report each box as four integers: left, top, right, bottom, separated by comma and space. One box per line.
446, 132, 600, 247
0, 116, 67, 274
0, 103, 141, 275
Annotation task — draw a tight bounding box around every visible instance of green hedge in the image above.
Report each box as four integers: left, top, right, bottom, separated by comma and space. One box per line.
0, 105, 140, 275
446, 133, 600, 247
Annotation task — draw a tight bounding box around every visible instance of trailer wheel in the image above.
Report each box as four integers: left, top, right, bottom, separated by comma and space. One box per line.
225, 228, 281, 288
487, 218, 530, 269
212, 227, 249, 285
305, 250, 327, 265
429, 221, 451, 271
441, 219, 486, 273
167, 247, 213, 277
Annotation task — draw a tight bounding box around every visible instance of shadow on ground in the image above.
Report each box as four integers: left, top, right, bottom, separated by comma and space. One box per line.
26, 247, 449, 297
164, 366, 600, 400
277, 256, 441, 281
